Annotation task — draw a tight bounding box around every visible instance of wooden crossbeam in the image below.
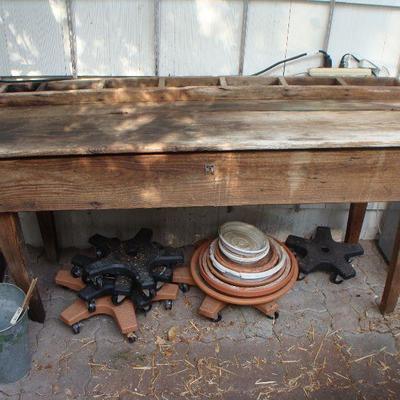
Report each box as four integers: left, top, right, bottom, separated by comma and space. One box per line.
0, 75, 398, 108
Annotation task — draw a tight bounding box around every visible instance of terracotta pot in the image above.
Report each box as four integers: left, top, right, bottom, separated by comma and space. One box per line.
199, 247, 292, 298
208, 258, 286, 288
190, 241, 298, 305
214, 239, 278, 273
210, 238, 287, 280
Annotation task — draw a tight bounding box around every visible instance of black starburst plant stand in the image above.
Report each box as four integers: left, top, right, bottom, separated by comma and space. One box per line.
285, 226, 364, 284
70, 228, 184, 311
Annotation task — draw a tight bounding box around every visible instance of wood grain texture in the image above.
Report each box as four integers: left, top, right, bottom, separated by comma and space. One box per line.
380, 220, 400, 314
36, 211, 59, 262
2, 100, 400, 119
0, 252, 5, 282
159, 0, 242, 76
0, 212, 45, 322
345, 202, 368, 244
72, 0, 155, 75
2, 84, 400, 108
0, 105, 400, 158
0, 149, 399, 212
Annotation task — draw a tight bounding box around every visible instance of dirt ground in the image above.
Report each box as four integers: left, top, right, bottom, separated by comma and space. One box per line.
1, 241, 400, 400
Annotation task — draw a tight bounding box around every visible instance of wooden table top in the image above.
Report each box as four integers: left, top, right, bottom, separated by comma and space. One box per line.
1, 76, 399, 159
0, 100, 399, 159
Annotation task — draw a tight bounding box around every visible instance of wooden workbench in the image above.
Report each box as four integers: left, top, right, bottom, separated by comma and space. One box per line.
0, 75, 399, 322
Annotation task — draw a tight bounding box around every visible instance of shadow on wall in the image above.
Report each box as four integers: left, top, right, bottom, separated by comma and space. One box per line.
0, 0, 70, 76
19, 204, 383, 249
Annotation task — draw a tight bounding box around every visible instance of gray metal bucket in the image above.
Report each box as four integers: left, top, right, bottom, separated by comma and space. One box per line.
0, 283, 31, 383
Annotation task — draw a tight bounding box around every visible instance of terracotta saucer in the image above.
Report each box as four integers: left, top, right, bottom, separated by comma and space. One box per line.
208, 258, 286, 288
190, 240, 298, 306
199, 245, 292, 298
214, 239, 278, 273
210, 238, 287, 280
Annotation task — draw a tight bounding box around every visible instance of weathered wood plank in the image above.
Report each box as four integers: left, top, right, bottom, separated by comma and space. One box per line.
0, 253, 6, 282
0, 212, 45, 322
1, 85, 400, 108
0, 108, 399, 158
0, 149, 399, 212
380, 220, 400, 314
2, 100, 400, 120
36, 211, 59, 262
345, 202, 368, 243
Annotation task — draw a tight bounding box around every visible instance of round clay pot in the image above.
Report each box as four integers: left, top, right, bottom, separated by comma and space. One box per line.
214, 238, 278, 273
208, 258, 285, 288
199, 247, 292, 298
190, 240, 298, 306
210, 239, 287, 280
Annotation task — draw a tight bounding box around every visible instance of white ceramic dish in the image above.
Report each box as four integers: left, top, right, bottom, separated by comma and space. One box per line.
219, 221, 268, 256
209, 238, 287, 280
218, 240, 269, 264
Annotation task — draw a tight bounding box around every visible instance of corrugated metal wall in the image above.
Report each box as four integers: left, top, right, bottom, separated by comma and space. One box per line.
0, 0, 398, 247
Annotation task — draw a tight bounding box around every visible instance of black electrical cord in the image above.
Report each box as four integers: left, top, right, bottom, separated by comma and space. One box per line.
319, 50, 332, 68
0, 76, 74, 83
252, 52, 308, 76
252, 50, 332, 76
339, 53, 360, 68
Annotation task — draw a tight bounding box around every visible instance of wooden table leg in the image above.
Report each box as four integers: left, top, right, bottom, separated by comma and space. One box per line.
345, 202, 368, 244
0, 212, 45, 322
380, 219, 400, 314
36, 211, 59, 262
0, 253, 5, 282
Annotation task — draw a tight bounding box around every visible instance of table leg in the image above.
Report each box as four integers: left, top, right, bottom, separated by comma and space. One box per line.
0, 212, 45, 322
380, 219, 400, 314
36, 211, 59, 262
0, 253, 5, 282
345, 202, 368, 244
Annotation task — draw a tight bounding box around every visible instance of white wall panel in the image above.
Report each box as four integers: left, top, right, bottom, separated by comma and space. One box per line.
0, 6, 10, 75
159, 0, 243, 76
283, 1, 329, 75
0, 0, 70, 76
72, 0, 155, 76
328, 4, 400, 76
243, 0, 291, 75
244, 1, 329, 76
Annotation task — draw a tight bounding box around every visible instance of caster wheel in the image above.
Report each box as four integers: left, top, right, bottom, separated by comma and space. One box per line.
179, 283, 190, 293
141, 304, 152, 313
93, 275, 103, 288
297, 271, 306, 281
72, 322, 81, 334
164, 300, 173, 310
71, 265, 82, 278
127, 333, 137, 343
330, 273, 344, 285
267, 311, 280, 320
211, 313, 222, 323
88, 299, 96, 313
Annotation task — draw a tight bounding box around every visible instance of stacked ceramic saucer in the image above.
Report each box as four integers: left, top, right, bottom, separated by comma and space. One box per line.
190, 221, 298, 311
